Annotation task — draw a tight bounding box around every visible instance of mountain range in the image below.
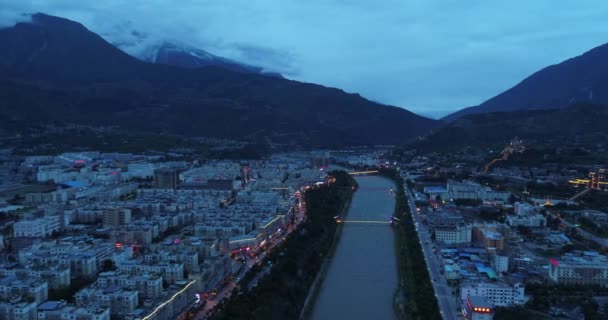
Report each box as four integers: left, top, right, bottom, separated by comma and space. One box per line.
443, 42, 608, 121
413, 104, 608, 153
142, 41, 281, 77
2, 13, 607, 152
0, 13, 437, 147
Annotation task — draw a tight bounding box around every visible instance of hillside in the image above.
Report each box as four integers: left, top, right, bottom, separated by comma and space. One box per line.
414, 104, 608, 154
149, 42, 274, 75
444, 42, 608, 121
0, 13, 437, 147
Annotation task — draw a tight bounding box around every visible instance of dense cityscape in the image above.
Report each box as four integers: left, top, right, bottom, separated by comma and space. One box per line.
2, 2, 608, 320
0, 144, 606, 319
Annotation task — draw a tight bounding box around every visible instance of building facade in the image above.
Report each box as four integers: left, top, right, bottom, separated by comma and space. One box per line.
461, 282, 525, 307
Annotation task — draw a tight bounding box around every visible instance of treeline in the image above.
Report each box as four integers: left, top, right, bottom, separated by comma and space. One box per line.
379, 168, 441, 320
525, 282, 608, 320
211, 170, 356, 320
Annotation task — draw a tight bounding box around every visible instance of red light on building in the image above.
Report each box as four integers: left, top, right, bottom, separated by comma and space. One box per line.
466, 296, 494, 317
74, 160, 86, 168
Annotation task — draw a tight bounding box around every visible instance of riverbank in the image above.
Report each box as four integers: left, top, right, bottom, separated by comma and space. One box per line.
307, 174, 398, 320
299, 195, 352, 320
210, 170, 356, 320
380, 169, 442, 320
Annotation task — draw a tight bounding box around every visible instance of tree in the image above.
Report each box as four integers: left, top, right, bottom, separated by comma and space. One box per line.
517, 225, 532, 237
101, 259, 116, 272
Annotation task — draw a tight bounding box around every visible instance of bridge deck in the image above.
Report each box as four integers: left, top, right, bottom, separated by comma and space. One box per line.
338, 220, 390, 224
347, 170, 379, 175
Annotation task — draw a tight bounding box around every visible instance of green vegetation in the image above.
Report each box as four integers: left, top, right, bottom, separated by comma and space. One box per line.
8, 125, 270, 159
525, 283, 608, 320
579, 190, 608, 213
12, 128, 208, 155
453, 198, 482, 206
211, 171, 356, 320
101, 259, 117, 272
524, 181, 574, 199
379, 169, 441, 320
48, 277, 95, 303
576, 216, 608, 238
494, 306, 549, 320
413, 104, 608, 160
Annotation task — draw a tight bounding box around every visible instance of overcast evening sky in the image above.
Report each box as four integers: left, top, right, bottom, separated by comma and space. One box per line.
1, 0, 608, 118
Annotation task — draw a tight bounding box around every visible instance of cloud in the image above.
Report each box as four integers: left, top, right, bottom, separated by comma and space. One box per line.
1, 0, 607, 117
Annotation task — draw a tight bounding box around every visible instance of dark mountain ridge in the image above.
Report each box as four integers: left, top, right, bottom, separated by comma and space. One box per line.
414, 104, 608, 153
444, 42, 608, 121
0, 13, 438, 147
151, 41, 273, 75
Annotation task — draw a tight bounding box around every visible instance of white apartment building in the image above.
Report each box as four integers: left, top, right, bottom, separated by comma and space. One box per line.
118, 262, 184, 284
549, 252, 608, 287
461, 282, 526, 306
0, 267, 70, 290
97, 271, 163, 300
25, 253, 97, 279
492, 254, 509, 273
447, 180, 510, 202
0, 300, 37, 320
435, 224, 472, 245
514, 202, 536, 215
506, 213, 546, 228
13, 215, 61, 237
76, 286, 138, 318
38, 300, 110, 320
0, 276, 48, 305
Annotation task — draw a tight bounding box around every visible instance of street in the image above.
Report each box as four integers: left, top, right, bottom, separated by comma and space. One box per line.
193, 198, 307, 319
405, 184, 462, 320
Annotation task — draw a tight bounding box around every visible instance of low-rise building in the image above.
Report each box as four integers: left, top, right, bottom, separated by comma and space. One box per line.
0, 299, 37, 320
13, 215, 61, 238
514, 202, 536, 215
548, 251, 608, 287
138, 280, 198, 320
76, 286, 138, 318
427, 209, 464, 228
506, 213, 546, 228
101, 207, 132, 227
38, 300, 110, 320
434, 223, 472, 245
463, 295, 494, 320
492, 254, 509, 273
0, 265, 70, 289
117, 261, 184, 284
461, 282, 525, 307
0, 276, 48, 304
97, 271, 163, 301
22, 251, 97, 279
472, 223, 510, 250
447, 180, 510, 202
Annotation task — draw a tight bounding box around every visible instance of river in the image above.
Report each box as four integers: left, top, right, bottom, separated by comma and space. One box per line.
310, 175, 398, 320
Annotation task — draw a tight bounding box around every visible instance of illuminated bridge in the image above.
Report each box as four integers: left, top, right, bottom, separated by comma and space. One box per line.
337, 219, 391, 225
347, 170, 379, 176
